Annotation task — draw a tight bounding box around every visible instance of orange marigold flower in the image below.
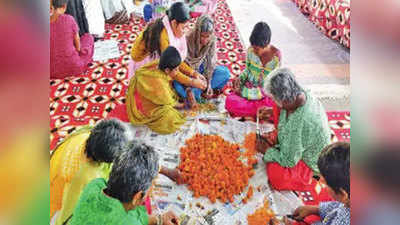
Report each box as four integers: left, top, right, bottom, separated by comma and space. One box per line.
179, 134, 255, 204
247, 200, 276, 225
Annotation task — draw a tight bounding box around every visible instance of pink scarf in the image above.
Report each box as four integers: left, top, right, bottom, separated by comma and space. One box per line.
162, 16, 187, 60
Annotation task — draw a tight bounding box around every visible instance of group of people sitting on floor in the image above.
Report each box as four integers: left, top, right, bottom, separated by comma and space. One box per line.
50, 118, 349, 225
50, 1, 349, 225
126, 2, 285, 134
50, 0, 219, 79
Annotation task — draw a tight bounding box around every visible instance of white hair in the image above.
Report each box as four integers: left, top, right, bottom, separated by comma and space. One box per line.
264, 67, 303, 104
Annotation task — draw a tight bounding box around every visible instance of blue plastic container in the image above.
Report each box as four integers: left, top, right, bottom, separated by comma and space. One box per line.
143, 4, 153, 22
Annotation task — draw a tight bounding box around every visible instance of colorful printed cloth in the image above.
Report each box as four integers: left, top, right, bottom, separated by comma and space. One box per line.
293, 0, 312, 14
225, 46, 280, 118
238, 47, 280, 100
308, 0, 350, 48
291, 0, 350, 48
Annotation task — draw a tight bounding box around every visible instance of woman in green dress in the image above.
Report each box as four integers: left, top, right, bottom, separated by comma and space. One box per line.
257, 68, 331, 191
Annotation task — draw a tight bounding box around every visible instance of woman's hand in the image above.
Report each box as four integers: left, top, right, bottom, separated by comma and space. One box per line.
233, 78, 241, 95
257, 106, 273, 121
282, 216, 293, 225
198, 74, 207, 82
174, 103, 185, 109
259, 130, 278, 147
162, 211, 179, 225
256, 133, 270, 154
292, 205, 319, 221
160, 167, 184, 185
74, 33, 81, 53
205, 85, 214, 99
192, 78, 207, 90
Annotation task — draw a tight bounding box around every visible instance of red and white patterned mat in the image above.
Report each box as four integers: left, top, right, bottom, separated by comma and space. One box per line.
50, 0, 349, 150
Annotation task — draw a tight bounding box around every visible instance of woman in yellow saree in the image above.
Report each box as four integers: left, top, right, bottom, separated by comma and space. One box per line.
50, 119, 129, 220
126, 46, 187, 134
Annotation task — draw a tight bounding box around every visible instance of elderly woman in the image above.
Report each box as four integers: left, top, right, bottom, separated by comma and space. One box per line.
173, 15, 230, 104
69, 141, 179, 225
256, 68, 331, 191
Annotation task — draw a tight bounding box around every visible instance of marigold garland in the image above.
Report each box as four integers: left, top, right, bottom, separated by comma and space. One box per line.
243, 133, 258, 166
178, 134, 255, 203
247, 200, 276, 225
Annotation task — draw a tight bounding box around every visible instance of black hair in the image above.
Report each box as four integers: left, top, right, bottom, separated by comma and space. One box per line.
104, 141, 159, 203
249, 22, 271, 47
167, 2, 191, 23
85, 118, 127, 163
142, 2, 190, 57
52, 0, 69, 9
142, 19, 165, 57
318, 142, 350, 197
159, 46, 182, 71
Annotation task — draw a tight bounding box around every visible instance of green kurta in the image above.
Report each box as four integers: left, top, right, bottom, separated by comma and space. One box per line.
69, 178, 149, 225
263, 91, 331, 173
55, 161, 112, 225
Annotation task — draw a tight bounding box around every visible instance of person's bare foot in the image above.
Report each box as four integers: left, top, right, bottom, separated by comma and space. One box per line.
186, 88, 198, 110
